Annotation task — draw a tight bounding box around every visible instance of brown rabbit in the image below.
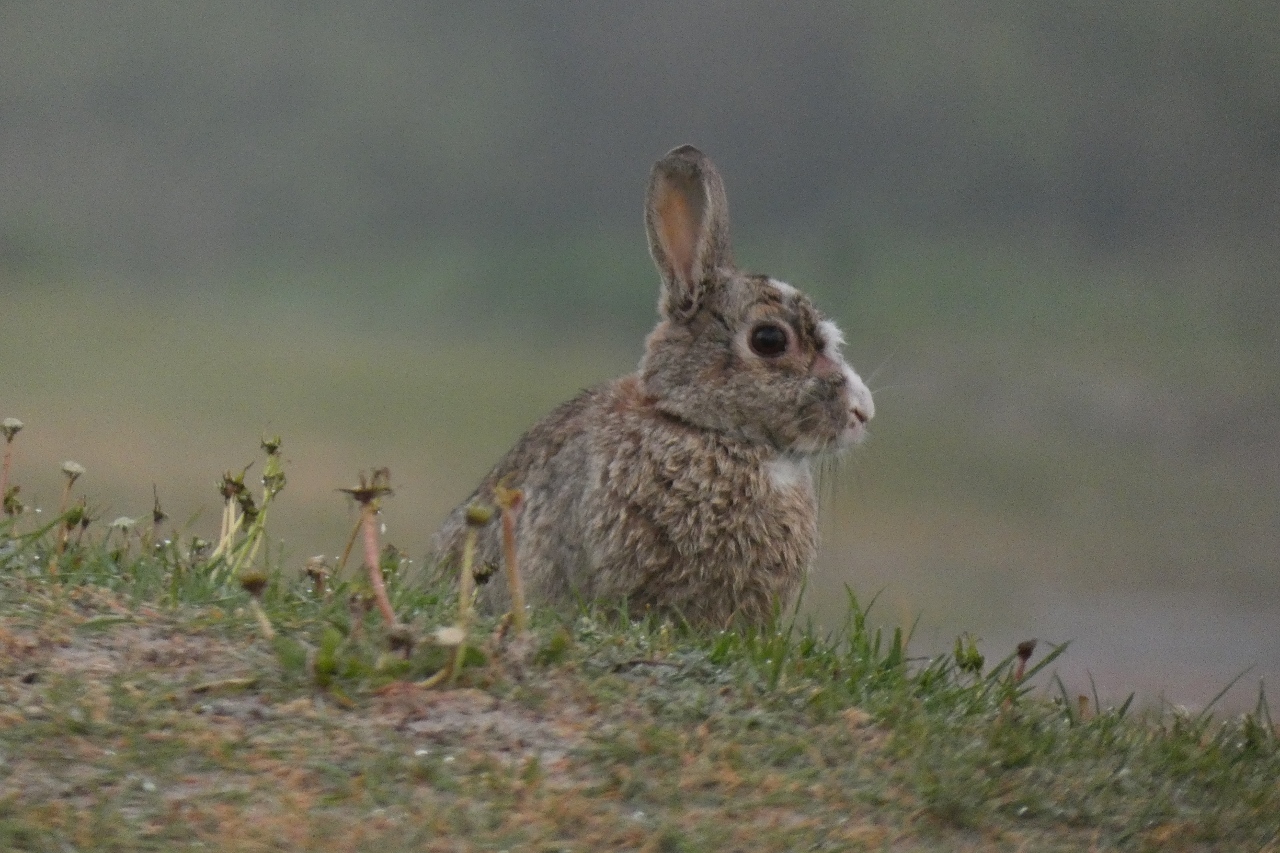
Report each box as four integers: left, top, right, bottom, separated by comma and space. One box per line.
433, 145, 873, 628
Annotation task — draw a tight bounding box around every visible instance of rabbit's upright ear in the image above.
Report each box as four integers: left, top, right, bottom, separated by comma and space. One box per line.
645, 145, 733, 321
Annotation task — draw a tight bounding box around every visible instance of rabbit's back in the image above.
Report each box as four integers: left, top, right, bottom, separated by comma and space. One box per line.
432, 383, 604, 603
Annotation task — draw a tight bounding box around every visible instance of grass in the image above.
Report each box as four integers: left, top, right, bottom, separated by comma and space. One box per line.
1, 445, 1278, 852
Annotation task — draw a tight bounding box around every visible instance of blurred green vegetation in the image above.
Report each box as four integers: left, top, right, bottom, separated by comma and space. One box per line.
1, 1, 1277, 271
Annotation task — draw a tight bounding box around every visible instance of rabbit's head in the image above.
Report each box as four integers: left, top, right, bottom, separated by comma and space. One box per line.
640, 145, 873, 456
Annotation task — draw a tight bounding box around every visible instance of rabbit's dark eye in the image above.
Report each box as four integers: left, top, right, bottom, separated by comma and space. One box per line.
749, 324, 788, 357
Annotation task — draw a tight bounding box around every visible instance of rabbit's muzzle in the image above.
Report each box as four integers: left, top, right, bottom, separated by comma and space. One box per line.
839, 363, 875, 447
783, 364, 873, 456
809, 353, 874, 450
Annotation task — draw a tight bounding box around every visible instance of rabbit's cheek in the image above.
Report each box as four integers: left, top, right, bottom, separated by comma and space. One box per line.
778, 384, 847, 453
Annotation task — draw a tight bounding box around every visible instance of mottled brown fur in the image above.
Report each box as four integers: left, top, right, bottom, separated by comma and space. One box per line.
433, 146, 873, 629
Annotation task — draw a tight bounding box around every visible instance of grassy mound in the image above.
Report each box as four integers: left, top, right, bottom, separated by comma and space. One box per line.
1, 491, 1277, 852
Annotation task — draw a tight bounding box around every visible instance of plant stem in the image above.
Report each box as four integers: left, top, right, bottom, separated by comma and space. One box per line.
449, 527, 479, 683
336, 516, 361, 576
56, 479, 73, 520
500, 495, 528, 634
210, 497, 239, 562
48, 484, 79, 576
360, 502, 398, 627
0, 442, 12, 505
249, 598, 276, 640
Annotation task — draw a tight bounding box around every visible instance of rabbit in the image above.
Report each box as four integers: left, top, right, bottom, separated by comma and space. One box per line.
432, 145, 874, 629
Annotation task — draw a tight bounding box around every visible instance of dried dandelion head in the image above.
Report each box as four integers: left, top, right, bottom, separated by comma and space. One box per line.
219, 468, 248, 500
239, 569, 269, 599
2, 418, 23, 442
260, 437, 286, 496
1016, 639, 1037, 664
151, 486, 167, 527
432, 626, 465, 647
61, 460, 86, 485
3, 485, 24, 517
340, 467, 393, 505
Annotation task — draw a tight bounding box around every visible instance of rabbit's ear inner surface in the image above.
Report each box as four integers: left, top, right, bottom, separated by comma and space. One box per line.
645, 145, 733, 321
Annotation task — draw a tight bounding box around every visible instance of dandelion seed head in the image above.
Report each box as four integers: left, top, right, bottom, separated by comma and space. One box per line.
433, 626, 465, 646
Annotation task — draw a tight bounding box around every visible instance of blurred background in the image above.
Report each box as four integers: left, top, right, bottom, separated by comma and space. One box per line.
2, 1, 1277, 709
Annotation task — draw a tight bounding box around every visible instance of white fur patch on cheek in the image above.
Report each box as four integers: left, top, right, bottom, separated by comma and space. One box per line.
768, 278, 799, 299
766, 455, 812, 490
817, 319, 847, 358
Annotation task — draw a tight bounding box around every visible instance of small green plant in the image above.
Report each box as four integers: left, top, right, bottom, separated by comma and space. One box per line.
208, 437, 288, 586
954, 631, 985, 675
419, 501, 491, 688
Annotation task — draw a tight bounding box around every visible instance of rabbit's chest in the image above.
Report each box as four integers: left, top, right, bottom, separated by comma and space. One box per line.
581, 422, 817, 624
592, 423, 818, 559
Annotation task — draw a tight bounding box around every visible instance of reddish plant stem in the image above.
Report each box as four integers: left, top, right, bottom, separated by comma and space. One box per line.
1013, 639, 1037, 682
360, 502, 398, 627
1002, 639, 1038, 713
500, 495, 527, 634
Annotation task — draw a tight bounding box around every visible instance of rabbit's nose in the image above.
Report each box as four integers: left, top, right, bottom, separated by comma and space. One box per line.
843, 365, 875, 423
